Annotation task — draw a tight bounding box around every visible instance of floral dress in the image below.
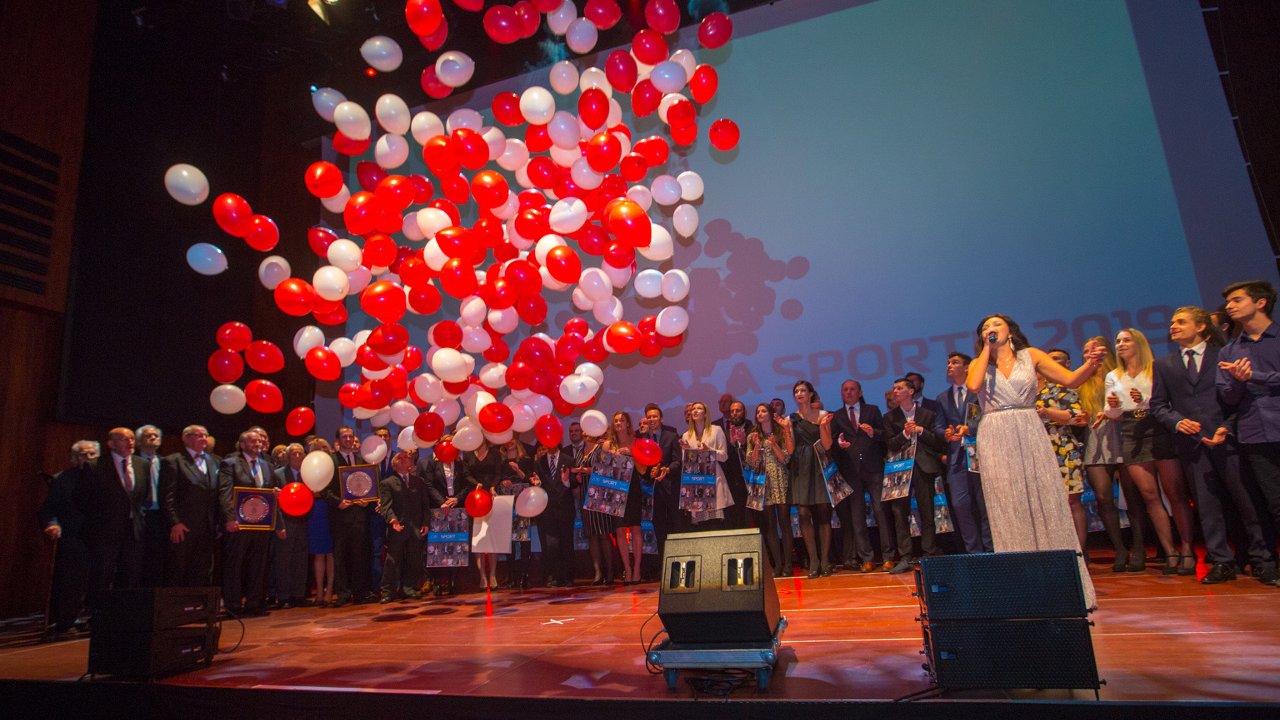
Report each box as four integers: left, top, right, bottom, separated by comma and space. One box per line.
751, 431, 791, 506
1036, 382, 1085, 495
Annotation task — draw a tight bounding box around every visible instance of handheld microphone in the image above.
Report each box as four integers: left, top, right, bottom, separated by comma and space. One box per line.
987, 332, 998, 344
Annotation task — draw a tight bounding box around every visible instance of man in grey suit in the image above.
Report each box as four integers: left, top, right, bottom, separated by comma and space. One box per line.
217, 429, 280, 615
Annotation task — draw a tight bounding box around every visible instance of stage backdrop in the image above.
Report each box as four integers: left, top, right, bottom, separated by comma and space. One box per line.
326, 0, 1272, 431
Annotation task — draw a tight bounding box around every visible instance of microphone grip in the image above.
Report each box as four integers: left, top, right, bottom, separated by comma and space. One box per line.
987, 332, 998, 344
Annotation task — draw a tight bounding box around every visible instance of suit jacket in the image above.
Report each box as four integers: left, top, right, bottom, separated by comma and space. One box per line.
217, 453, 281, 524
81, 454, 152, 545
160, 450, 222, 532
379, 472, 440, 528
533, 448, 576, 523
39, 464, 89, 538
884, 405, 947, 476
936, 385, 980, 472
917, 396, 947, 420
323, 450, 369, 528
419, 456, 473, 503
827, 402, 886, 476
1150, 345, 1235, 457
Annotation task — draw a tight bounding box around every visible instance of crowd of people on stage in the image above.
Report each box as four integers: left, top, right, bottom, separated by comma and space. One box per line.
36, 279, 1280, 637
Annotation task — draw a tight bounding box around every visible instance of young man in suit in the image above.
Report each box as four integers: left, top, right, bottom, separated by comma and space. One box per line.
1153, 306, 1276, 584
883, 378, 947, 573
82, 428, 152, 600
379, 451, 441, 601
828, 380, 892, 572
937, 353, 993, 554
325, 425, 372, 605
905, 372, 947, 418
533, 441, 576, 587
217, 429, 280, 615
159, 425, 221, 587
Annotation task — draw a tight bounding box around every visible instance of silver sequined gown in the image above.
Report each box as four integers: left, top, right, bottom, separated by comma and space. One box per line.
975, 349, 1096, 608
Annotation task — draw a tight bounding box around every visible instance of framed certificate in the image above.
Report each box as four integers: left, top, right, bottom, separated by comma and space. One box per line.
339, 464, 380, 504
233, 488, 278, 531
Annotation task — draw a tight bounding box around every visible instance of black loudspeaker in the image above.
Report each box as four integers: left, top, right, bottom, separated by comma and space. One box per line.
88, 587, 220, 678
915, 551, 1100, 691
658, 529, 780, 644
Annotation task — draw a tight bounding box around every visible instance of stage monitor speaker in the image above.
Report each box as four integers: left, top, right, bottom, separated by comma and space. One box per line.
88, 624, 220, 679
923, 618, 1099, 690
916, 550, 1086, 620
657, 528, 779, 644
90, 586, 219, 632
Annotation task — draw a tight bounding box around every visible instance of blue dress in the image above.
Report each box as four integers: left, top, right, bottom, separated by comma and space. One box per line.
307, 493, 334, 554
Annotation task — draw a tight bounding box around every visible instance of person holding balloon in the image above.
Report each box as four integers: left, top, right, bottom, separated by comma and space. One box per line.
499, 439, 537, 590
603, 412, 649, 586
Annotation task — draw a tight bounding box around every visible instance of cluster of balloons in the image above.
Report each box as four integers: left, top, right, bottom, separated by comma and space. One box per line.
166, 2, 741, 460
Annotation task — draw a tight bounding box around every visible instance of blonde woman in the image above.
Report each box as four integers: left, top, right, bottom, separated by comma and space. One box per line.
679, 401, 734, 529
1104, 328, 1197, 576
1078, 336, 1132, 572
603, 412, 648, 586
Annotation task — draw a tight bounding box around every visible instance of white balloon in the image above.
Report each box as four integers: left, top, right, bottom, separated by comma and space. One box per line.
661, 269, 691, 302
547, 0, 577, 35
163, 164, 209, 206
547, 111, 580, 150
649, 61, 688, 94
353, 407, 377, 420
301, 450, 335, 492
416, 207, 452, 240
592, 296, 623, 324
509, 401, 536, 432
378, 349, 406, 366
565, 17, 598, 54
361, 435, 388, 464
559, 373, 600, 405
479, 362, 507, 389
534, 234, 567, 266
493, 191, 520, 221
549, 198, 588, 234
578, 267, 612, 302
677, 171, 705, 201
346, 266, 372, 295
410, 111, 445, 145
571, 286, 594, 311
320, 185, 350, 213
333, 101, 371, 141
292, 325, 324, 359
579, 67, 610, 96
515, 485, 549, 518
431, 348, 470, 383
673, 203, 699, 236
548, 60, 579, 95
651, 174, 682, 206
375, 93, 411, 134
452, 418, 483, 452
607, 97, 624, 129
396, 427, 419, 452
519, 86, 555, 125
375, 134, 409, 169
576, 362, 604, 387
360, 35, 403, 72
459, 296, 487, 326
414, 373, 445, 404
311, 87, 346, 122
330, 337, 358, 367
637, 224, 673, 262
569, 157, 603, 190
656, 306, 690, 337
634, 269, 664, 299
498, 139, 530, 172
353, 329, 372, 346
186, 244, 227, 276
363, 365, 391, 381
257, 255, 291, 290
483, 428, 514, 446
390, 400, 418, 427
435, 51, 475, 88
670, 49, 698, 79
313, 265, 350, 301
431, 399, 461, 426
210, 384, 245, 414
327, 238, 363, 272
506, 215, 534, 250
580, 409, 608, 437
461, 326, 492, 353
482, 126, 507, 160
488, 307, 519, 334
626, 184, 653, 211
446, 108, 484, 133
402, 213, 425, 241
603, 262, 632, 288
527, 393, 554, 420
549, 143, 580, 169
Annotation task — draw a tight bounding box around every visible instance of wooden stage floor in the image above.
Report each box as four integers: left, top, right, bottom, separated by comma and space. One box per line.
2, 562, 1279, 707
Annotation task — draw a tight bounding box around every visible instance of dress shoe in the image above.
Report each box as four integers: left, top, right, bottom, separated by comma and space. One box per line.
1201, 564, 1236, 585
860, 562, 876, 573
888, 560, 913, 575
820, 565, 835, 577
380, 594, 394, 604
1126, 549, 1147, 573
1258, 566, 1280, 586
806, 569, 821, 579
330, 595, 350, 608
880, 560, 897, 572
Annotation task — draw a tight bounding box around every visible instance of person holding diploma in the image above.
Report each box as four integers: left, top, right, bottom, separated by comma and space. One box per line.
603, 412, 647, 586
785, 381, 834, 578
747, 403, 795, 577
680, 401, 734, 530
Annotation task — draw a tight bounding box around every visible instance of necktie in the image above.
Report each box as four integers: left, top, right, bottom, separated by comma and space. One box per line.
549, 453, 558, 477
121, 458, 134, 493
1185, 349, 1199, 384
253, 460, 263, 488
955, 386, 964, 411
848, 405, 857, 424
148, 458, 160, 509
195, 452, 206, 475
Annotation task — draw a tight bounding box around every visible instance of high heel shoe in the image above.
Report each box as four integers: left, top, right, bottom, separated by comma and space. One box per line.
1162, 554, 1180, 576
1179, 552, 1197, 577
1112, 550, 1128, 573
1126, 548, 1146, 573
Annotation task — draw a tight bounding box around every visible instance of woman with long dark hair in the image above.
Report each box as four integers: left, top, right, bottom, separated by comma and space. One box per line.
787, 380, 835, 578
747, 403, 795, 576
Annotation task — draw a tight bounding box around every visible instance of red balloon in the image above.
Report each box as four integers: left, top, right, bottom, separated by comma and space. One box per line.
709, 118, 740, 151
606, 199, 651, 247
332, 131, 371, 156
525, 123, 553, 153
305, 161, 343, 198
583, 333, 609, 362
543, 245, 582, 284
639, 334, 663, 357
586, 131, 622, 173
414, 412, 445, 443
245, 379, 283, 414
483, 5, 522, 44
245, 340, 284, 374
420, 65, 453, 100
357, 344, 389, 371
480, 277, 518, 310
578, 88, 610, 131
439, 258, 478, 298
409, 174, 435, 204
409, 284, 443, 314
357, 161, 389, 193
423, 135, 460, 177
484, 337, 510, 363
216, 321, 253, 351
585, 0, 622, 29
362, 233, 399, 268
525, 156, 558, 189
603, 241, 635, 269
274, 278, 316, 316
698, 11, 734, 50
631, 79, 662, 118
513, 0, 540, 39
644, 0, 680, 34
286, 407, 316, 436
671, 120, 698, 147
606, 321, 642, 354
632, 29, 668, 65
453, 0, 484, 10
360, 280, 407, 324
555, 334, 584, 363
514, 207, 550, 241
417, 12, 450, 50
431, 319, 463, 349
313, 304, 348, 326
532, 0, 560, 10
305, 346, 341, 381
633, 136, 670, 167
453, 128, 489, 171
619, 153, 648, 183
435, 438, 459, 463
430, 198, 462, 226
633, 437, 662, 466
208, 349, 244, 383
516, 292, 548, 326
465, 488, 493, 517
535, 413, 563, 448
689, 64, 719, 105
212, 193, 253, 237
492, 92, 523, 126
406, 0, 444, 37
604, 49, 638, 93
402, 345, 424, 372
343, 191, 380, 236
308, 226, 338, 258
375, 175, 415, 212
471, 170, 509, 209
666, 98, 696, 129
479, 403, 514, 433
338, 382, 362, 408
278, 482, 315, 516
438, 173, 470, 206
366, 323, 409, 354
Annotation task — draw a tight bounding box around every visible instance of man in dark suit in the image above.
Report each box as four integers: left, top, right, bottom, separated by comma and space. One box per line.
1151, 306, 1276, 584
134, 424, 168, 587
272, 443, 310, 607
905, 371, 947, 418
39, 440, 99, 636
532, 441, 576, 587
883, 378, 947, 573
828, 380, 892, 572
159, 425, 221, 587
640, 404, 684, 557
368, 427, 394, 596
217, 429, 280, 615
325, 425, 372, 605
82, 427, 152, 601
936, 353, 993, 554
714, 399, 753, 529
379, 451, 441, 601
419, 437, 471, 595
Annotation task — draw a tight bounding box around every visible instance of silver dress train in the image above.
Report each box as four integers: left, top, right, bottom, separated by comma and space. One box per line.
975, 349, 1097, 609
